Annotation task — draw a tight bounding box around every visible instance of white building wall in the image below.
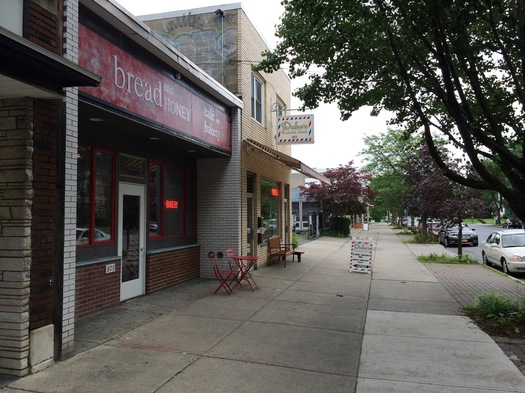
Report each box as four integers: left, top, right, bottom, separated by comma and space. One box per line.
61, 0, 79, 359
197, 107, 242, 278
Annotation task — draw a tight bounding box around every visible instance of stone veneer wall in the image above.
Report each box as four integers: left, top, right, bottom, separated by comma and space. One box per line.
0, 98, 34, 376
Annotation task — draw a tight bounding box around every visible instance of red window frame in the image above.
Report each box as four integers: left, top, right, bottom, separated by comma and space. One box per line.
76, 145, 116, 247
147, 161, 197, 239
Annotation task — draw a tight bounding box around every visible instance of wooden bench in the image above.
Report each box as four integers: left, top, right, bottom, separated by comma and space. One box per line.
267, 236, 295, 267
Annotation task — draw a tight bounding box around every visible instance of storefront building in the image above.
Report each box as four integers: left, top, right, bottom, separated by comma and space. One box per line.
74, 0, 242, 320
0, 0, 328, 377
0, 0, 100, 377
0, 0, 242, 376
140, 4, 329, 264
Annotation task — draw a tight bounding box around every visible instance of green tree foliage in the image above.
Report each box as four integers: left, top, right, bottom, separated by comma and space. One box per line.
300, 161, 375, 228
257, 0, 525, 220
361, 130, 487, 240
361, 129, 421, 224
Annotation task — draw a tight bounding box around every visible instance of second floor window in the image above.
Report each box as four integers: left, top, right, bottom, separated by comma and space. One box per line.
251, 74, 264, 124
276, 100, 285, 117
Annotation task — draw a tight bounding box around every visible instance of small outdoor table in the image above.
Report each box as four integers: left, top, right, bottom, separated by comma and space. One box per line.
292, 251, 304, 262
232, 255, 259, 291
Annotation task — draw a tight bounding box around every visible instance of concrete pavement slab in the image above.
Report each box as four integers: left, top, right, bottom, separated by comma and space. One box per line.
108, 314, 243, 355
367, 297, 462, 315
275, 288, 368, 309
299, 270, 372, 287
157, 356, 356, 393
288, 280, 370, 297
359, 334, 525, 392
173, 296, 269, 320
250, 300, 367, 333
9, 345, 199, 393
369, 280, 457, 302
207, 320, 362, 376
365, 310, 493, 342
356, 378, 518, 392
74, 307, 162, 354
118, 289, 206, 314
371, 250, 439, 281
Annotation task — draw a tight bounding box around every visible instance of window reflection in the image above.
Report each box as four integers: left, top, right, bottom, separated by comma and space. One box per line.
260, 178, 279, 241
76, 146, 114, 246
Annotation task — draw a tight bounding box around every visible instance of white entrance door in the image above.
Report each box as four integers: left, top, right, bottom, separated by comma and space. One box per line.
119, 183, 146, 301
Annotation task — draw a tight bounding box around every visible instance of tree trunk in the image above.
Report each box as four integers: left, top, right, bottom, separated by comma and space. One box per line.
457, 215, 463, 260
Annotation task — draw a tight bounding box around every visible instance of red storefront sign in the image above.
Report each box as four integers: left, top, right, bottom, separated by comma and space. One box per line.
78, 25, 231, 152
165, 200, 179, 209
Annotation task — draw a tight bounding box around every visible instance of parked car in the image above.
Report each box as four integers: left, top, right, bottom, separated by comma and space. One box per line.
438, 223, 478, 247
502, 218, 523, 229
76, 227, 111, 245
481, 229, 525, 274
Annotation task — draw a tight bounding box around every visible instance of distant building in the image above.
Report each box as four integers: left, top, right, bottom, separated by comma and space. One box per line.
291, 172, 326, 237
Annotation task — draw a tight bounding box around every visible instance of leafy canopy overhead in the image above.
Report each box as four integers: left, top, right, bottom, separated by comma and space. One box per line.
257, 0, 525, 220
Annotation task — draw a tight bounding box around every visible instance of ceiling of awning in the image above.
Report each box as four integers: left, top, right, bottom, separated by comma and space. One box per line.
244, 139, 330, 184
0, 27, 101, 99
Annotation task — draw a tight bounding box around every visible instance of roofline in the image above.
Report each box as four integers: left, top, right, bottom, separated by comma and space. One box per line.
81, 0, 243, 109
137, 2, 285, 59
137, 3, 243, 21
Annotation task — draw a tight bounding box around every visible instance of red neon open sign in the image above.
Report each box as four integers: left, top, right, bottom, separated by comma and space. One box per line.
165, 200, 179, 209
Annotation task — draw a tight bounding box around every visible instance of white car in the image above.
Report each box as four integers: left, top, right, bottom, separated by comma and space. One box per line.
481, 229, 525, 274
76, 227, 111, 245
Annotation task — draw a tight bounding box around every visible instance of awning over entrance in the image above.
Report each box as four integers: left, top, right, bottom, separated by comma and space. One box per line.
0, 27, 101, 99
244, 138, 330, 184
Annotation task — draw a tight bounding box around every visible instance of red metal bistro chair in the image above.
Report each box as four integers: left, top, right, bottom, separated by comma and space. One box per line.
209, 251, 235, 295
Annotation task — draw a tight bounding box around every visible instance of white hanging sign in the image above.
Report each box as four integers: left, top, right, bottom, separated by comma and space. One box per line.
276, 115, 314, 144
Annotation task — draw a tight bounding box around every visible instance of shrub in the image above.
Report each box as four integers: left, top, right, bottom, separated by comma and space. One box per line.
418, 253, 478, 264
331, 217, 351, 236
464, 291, 525, 324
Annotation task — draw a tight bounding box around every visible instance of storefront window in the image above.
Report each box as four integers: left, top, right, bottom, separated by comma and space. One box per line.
149, 163, 161, 237
164, 166, 184, 237
260, 178, 279, 241
76, 146, 114, 246
77, 146, 91, 243
95, 152, 113, 240
148, 162, 196, 239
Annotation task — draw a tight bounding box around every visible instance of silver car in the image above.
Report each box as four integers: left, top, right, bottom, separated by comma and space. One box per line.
481, 229, 525, 274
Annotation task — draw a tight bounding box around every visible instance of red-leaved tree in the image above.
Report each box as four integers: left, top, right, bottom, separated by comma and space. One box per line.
300, 161, 376, 228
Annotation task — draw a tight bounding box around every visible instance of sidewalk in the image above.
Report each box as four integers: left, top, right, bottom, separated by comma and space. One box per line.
3, 223, 525, 392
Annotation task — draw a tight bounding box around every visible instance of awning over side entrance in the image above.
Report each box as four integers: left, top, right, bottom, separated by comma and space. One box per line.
244, 138, 330, 184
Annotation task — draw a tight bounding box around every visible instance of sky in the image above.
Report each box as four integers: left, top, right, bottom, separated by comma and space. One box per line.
115, 0, 393, 169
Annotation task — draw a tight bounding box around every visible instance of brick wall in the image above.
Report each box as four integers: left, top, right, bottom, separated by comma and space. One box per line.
238, 9, 293, 263
197, 107, 242, 278
75, 261, 121, 319
30, 100, 60, 330
28, 1, 59, 54
146, 247, 201, 293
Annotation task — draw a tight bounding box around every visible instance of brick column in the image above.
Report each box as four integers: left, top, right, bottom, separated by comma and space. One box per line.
61, 0, 80, 359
